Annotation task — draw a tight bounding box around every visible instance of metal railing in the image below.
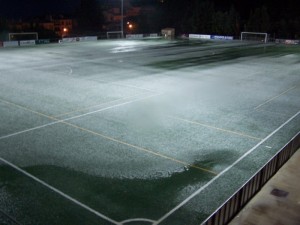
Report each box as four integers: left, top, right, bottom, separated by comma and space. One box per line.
202, 132, 300, 225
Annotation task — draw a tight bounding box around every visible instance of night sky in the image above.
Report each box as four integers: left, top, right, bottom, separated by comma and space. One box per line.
1, 0, 299, 39
0, 0, 298, 19
0, 0, 80, 18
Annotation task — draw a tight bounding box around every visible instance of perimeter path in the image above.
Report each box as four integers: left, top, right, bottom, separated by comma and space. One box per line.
229, 148, 300, 225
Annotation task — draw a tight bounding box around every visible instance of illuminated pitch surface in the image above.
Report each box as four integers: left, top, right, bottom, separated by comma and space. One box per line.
0, 39, 299, 225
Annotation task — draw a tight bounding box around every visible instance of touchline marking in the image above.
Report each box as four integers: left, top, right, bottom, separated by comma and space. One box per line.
0, 93, 161, 141
169, 116, 261, 141
154, 110, 300, 224
254, 86, 296, 110
0, 157, 120, 225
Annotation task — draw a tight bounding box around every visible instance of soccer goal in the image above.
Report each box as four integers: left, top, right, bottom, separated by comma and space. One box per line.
106, 31, 123, 39
9, 32, 38, 41
241, 32, 268, 43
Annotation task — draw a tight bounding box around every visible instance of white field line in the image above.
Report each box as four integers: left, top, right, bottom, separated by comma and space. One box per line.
0, 209, 22, 225
0, 93, 162, 141
0, 93, 161, 224
0, 121, 61, 141
120, 218, 156, 224
53, 93, 147, 118
67, 66, 73, 75
254, 86, 297, 110
0, 55, 120, 73
0, 157, 120, 225
105, 81, 159, 93
154, 110, 300, 225
169, 116, 261, 141
0, 43, 164, 75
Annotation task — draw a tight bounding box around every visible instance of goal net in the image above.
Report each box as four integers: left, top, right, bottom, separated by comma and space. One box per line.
241, 32, 268, 43
106, 31, 123, 39
9, 32, 38, 41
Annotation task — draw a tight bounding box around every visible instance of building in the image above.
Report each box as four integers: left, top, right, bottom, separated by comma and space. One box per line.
5, 15, 73, 39
52, 16, 73, 37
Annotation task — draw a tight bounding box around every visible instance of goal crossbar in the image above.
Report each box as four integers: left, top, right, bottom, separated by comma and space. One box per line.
9, 32, 38, 41
106, 31, 124, 39
241, 32, 268, 43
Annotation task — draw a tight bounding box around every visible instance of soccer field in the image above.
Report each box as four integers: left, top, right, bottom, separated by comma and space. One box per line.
0, 39, 299, 225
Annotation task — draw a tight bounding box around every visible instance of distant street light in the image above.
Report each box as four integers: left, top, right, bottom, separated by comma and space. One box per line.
121, 0, 124, 38
127, 22, 133, 30
62, 27, 68, 38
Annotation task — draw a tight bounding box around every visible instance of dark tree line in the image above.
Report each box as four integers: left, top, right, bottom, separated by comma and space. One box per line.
157, 0, 300, 39
1, 0, 299, 39
75, 0, 104, 33
77, 0, 300, 39
0, 18, 8, 41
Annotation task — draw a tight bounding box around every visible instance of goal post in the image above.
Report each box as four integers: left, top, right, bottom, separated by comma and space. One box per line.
9, 32, 38, 41
106, 31, 123, 39
241, 32, 268, 43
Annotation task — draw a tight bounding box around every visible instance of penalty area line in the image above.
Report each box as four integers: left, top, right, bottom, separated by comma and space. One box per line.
254, 86, 297, 110
0, 93, 162, 141
154, 110, 300, 225
0, 157, 121, 225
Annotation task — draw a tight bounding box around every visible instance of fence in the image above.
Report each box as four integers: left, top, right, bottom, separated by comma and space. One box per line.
202, 131, 300, 225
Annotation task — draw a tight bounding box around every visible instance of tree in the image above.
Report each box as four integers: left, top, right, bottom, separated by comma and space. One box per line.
192, 0, 215, 33
160, 0, 187, 31
0, 17, 9, 41
165, 0, 215, 34
160, 0, 241, 35
76, 0, 104, 32
228, 6, 240, 36
211, 11, 226, 34
0, 17, 8, 30
126, 0, 164, 33
247, 6, 270, 32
